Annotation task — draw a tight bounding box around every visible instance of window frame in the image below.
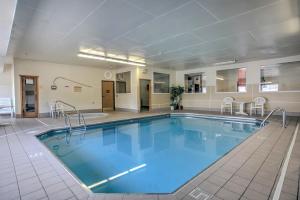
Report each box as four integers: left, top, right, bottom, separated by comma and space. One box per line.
184, 72, 207, 94
215, 67, 247, 93
259, 62, 300, 93
153, 72, 170, 94
116, 71, 132, 94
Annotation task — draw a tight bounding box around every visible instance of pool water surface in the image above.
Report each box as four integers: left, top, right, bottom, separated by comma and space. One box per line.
38, 114, 260, 193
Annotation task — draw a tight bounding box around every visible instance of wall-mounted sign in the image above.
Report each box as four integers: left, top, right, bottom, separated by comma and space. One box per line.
73, 86, 82, 92
51, 85, 57, 90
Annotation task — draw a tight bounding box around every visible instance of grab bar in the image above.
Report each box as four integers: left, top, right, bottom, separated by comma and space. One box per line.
55, 100, 77, 112
260, 107, 286, 128
55, 100, 87, 132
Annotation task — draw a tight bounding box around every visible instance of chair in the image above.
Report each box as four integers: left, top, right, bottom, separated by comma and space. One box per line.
0, 98, 14, 118
221, 97, 234, 115
49, 101, 64, 118
250, 97, 266, 117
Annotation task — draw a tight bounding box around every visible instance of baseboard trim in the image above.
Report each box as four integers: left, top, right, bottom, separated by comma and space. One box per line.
115, 108, 139, 113
151, 107, 171, 112
183, 107, 300, 116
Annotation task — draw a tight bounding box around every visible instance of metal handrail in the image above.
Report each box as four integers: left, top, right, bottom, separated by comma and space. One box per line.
55, 100, 86, 132
55, 100, 77, 112
260, 107, 286, 128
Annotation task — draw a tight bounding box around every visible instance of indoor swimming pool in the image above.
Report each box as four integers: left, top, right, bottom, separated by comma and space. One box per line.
37, 114, 261, 194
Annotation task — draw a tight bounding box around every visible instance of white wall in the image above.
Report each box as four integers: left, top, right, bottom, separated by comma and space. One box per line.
0, 64, 13, 99
14, 59, 114, 115
115, 66, 139, 111
115, 66, 176, 111
10, 54, 300, 116
176, 55, 300, 113
138, 67, 176, 110
12, 59, 176, 115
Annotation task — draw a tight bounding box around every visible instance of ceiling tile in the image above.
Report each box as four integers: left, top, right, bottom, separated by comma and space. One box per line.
124, 0, 191, 15
70, 0, 154, 42
141, 33, 203, 57
250, 18, 300, 48
196, 0, 277, 19
9, 0, 300, 69
193, 0, 299, 42
126, 1, 217, 44
20, 0, 105, 34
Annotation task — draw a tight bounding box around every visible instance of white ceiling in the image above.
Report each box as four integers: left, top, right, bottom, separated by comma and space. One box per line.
0, 0, 17, 57
7, 0, 300, 69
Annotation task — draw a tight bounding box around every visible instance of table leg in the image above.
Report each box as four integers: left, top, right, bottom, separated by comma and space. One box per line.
235, 103, 248, 115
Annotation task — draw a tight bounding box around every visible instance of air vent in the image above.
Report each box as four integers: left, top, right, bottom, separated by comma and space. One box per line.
189, 187, 212, 200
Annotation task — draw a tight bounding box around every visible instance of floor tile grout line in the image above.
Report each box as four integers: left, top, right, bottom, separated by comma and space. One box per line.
179, 121, 273, 198
219, 122, 285, 199
183, 120, 284, 200
1, 113, 296, 200
4, 127, 21, 199
33, 134, 83, 199
180, 123, 274, 199
271, 120, 299, 200
10, 124, 51, 199
237, 121, 295, 199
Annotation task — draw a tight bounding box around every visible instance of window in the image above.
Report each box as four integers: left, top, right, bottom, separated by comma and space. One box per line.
153, 72, 170, 93
116, 71, 131, 93
184, 73, 207, 93
216, 68, 246, 92
260, 61, 300, 92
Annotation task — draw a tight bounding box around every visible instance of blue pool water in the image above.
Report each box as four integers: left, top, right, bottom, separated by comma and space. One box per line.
38, 114, 260, 193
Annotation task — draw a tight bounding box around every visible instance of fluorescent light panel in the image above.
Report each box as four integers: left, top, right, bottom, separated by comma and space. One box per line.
78, 52, 146, 67
215, 60, 236, 66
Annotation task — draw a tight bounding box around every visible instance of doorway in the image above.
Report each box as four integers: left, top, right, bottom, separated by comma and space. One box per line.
102, 81, 115, 112
21, 75, 39, 118
139, 79, 151, 112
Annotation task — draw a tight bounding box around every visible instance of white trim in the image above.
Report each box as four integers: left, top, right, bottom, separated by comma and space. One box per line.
35, 118, 49, 126
259, 62, 300, 93
215, 91, 247, 94
272, 122, 299, 200
259, 90, 300, 93
152, 71, 170, 94
183, 92, 207, 94
152, 93, 169, 95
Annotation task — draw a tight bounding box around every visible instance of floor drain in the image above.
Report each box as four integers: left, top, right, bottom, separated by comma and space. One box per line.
189, 187, 212, 200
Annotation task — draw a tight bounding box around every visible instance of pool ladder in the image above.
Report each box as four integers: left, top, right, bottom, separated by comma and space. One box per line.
260, 107, 286, 128
55, 100, 87, 134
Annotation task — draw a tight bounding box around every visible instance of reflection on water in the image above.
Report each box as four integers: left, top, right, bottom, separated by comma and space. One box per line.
39, 116, 259, 193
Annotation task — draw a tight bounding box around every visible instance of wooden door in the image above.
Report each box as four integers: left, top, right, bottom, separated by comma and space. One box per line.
21, 76, 39, 118
102, 81, 115, 111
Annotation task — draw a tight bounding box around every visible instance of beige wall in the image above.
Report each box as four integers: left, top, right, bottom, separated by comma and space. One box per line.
14, 59, 114, 115
176, 55, 300, 114
7, 54, 300, 116
115, 66, 139, 111
138, 67, 176, 110
115, 66, 176, 111
12, 59, 175, 115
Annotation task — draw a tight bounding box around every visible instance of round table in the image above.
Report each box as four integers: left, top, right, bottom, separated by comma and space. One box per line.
234, 101, 250, 115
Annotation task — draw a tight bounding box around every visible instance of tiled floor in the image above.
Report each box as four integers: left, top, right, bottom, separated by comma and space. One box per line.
0, 111, 299, 200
